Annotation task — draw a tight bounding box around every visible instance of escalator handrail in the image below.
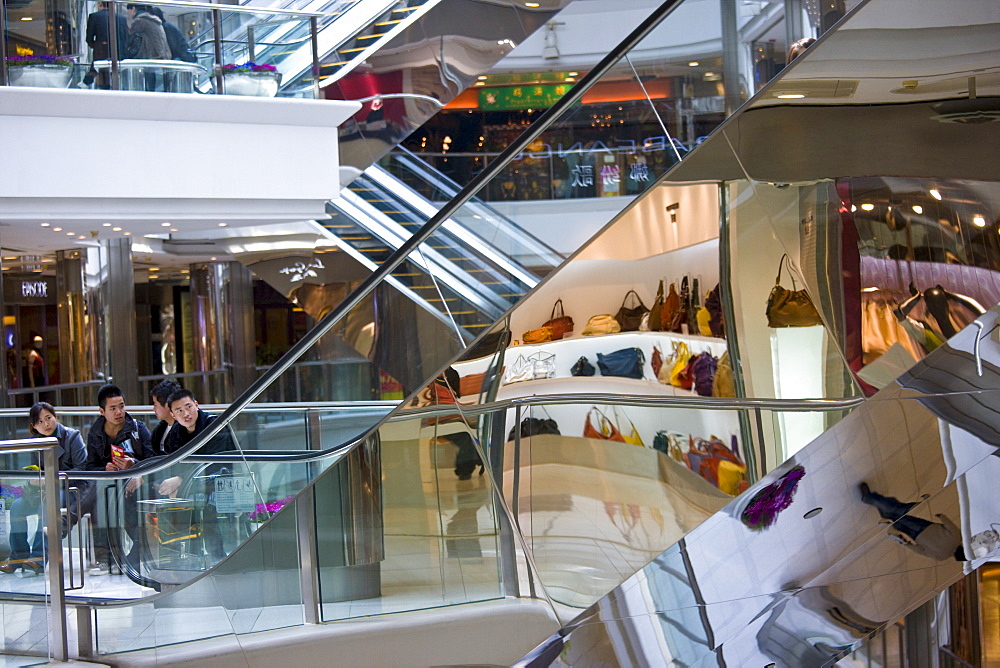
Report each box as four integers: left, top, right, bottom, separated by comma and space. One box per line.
0, 392, 865, 481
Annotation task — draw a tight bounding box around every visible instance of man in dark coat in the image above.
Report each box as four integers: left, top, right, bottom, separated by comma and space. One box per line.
84, 1, 129, 88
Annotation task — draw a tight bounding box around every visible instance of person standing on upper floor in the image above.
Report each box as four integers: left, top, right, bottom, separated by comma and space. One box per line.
125, 4, 170, 60
148, 7, 196, 63
83, 1, 129, 88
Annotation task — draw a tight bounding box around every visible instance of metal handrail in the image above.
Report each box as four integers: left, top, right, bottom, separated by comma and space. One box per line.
105, 0, 328, 18
0, 437, 67, 659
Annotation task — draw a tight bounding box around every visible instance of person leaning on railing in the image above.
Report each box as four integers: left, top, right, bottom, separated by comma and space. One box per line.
0, 403, 93, 576
83, 1, 129, 89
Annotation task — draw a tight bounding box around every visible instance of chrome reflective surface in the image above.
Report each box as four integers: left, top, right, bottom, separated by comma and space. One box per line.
518, 307, 1000, 666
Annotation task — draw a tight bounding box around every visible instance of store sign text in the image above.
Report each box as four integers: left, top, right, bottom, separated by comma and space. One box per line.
514, 135, 709, 162
21, 281, 48, 298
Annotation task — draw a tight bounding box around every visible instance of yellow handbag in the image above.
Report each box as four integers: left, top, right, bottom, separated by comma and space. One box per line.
717, 459, 747, 496
696, 293, 713, 337
664, 341, 691, 386
581, 314, 621, 336
712, 351, 736, 397
614, 407, 644, 447
522, 326, 553, 344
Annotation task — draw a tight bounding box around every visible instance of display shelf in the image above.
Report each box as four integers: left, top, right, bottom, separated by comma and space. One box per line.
500, 330, 726, 385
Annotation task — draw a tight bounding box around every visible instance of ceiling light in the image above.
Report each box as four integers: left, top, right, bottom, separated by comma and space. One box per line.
564, 77, 574, 82
477, 76, 487, 81
524, 1, 540, 6
20, 17, 32, 21
218, 222, 228, 227
860, 203, 874, 211
568, 72, 578, 76
53, 227, 63, 232
124, 232, 132, 236
474, 81, 485, 86
102, 223, 111, 227
929, 189, 942, 200
688, 61, 699, 67
850, 205, 857, 212
170, 228, 178, 232
112, 227, 122, 231
161, 222, 171, 227
861, 287, 879, 292
40, 223, 50, 227
776, 93, 805, 99
66, 232, 75, 236
210, 257, 217, 261
972, 215, 986, 227
78, 235, 86, 239
911, 205, 923, 214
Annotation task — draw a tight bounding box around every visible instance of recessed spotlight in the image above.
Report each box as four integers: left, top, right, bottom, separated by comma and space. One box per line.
78, 235, 86, 239
564, 77, 574, 82
20, 17, 32, 21
102, 223, 111, 227
161, 222, 171, 227
524, 1, 540, 6
112, 227, 122, 232
568, 72, 578, 76
776, 93, 805, 99
850, 205, 857, 212
477, 75, 487, 81
474, 81, 485, 86
210, 257, 217, 261
929, 189, 942, 200
40, 223, 50, 227
66, 232, 75, 236
170, 228, 178, 232
860, 203, 875, 211
972, 215, 986, 228
53, 227, 63, 232
124, 232, 132, 236
911, 205, 923, 214
218, 223, 228, 227
688, 61, 699, 67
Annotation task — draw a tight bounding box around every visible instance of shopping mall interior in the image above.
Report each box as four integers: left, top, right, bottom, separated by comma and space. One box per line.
0, 0, 998, 664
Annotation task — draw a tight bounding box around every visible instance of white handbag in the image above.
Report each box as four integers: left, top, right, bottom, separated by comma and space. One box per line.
503, 352, 556, 384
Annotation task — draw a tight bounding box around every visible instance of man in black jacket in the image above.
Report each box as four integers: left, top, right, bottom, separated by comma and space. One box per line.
84, 1, 129, 88
159, 389, 237, 561
86, 384, 153, 573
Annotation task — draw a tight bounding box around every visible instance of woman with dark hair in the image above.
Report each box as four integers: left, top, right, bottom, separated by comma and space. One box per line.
0, 403, 87, 575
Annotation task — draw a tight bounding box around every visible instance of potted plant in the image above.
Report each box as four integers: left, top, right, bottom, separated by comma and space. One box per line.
216, 62, 280, 97
6, 54, 76, 88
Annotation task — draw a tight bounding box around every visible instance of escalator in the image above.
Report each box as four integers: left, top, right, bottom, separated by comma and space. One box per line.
1, 0, 997, 662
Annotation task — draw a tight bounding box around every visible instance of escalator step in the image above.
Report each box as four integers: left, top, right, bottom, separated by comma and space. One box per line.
391, 5, 421, 12
339, 47, 368, 54
375, 19, 404, 26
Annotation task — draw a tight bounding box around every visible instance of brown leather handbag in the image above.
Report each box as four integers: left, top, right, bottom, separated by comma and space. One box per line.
648, 280, 664, 332
615, 290, 649, 332
662, 282, 681, 331
765, 254, 822, 327
542, 299, 574, 340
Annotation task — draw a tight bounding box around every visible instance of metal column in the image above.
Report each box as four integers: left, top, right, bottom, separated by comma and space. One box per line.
719, 0, 743, 116
189, 262, 253, 401
55, 250, 90, 387
85, 238, 139, 403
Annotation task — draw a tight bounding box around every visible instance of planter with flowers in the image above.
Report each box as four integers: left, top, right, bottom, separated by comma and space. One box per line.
247, 495, 294, 525
217, 62, 280, 97
6, 55, 75, 88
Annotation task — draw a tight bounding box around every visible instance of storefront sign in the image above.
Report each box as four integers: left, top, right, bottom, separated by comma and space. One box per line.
479, 84, 571, 111
3, 275, 55, 305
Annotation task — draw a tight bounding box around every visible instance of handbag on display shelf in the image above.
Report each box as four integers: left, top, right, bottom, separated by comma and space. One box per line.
503, 355, 533, 384
528, 352, 556, 380
507, 411, 561, 441
581, 314, 621, 336
712, 351, 735, 397
696, 294, 714, 337
542, 299, 574, 340
765, 254, 823, 328
650, 345, 663, 378
687, 277, 701, 335
522, 326, 553, 344
684, 435, 745, 492
660, 341, 690, 385
615, 290, 649, 332
596, 347, 645, 379
571, 356, 596, 376
648, 280, 664, 332
612, 407, 644, 447
583, 407, 626, 442
705, 284, 725, 337
652, 430, 685, 461
668, 277, 690, 333
662, 283, 681, 331
690, 352, 718, 397
672, 355, 696, 390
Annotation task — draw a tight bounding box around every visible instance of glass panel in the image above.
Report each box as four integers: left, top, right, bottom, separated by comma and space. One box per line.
318, 405, 503, 622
